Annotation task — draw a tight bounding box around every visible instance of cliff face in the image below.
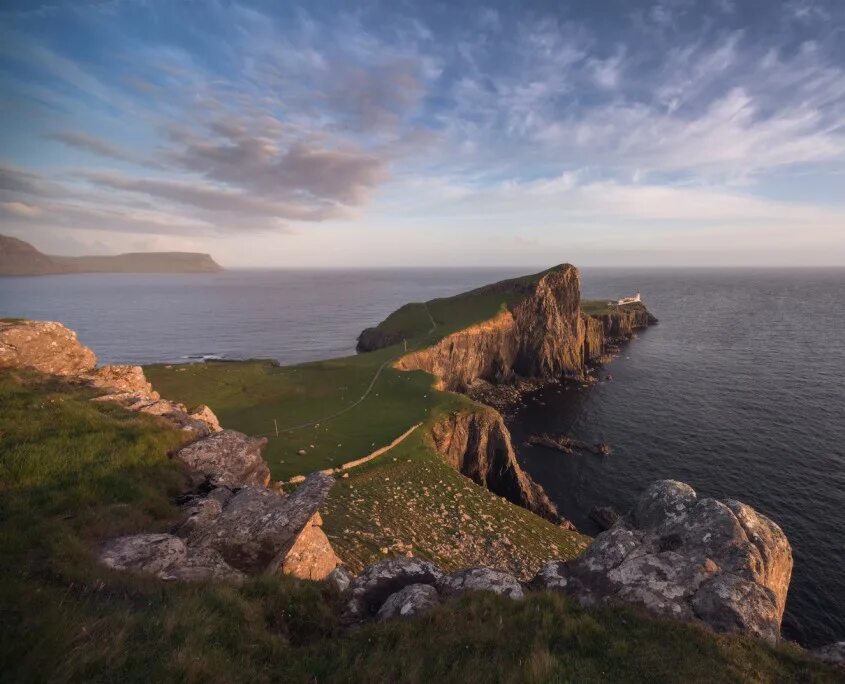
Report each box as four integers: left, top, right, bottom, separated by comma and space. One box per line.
0, 235, 222, 275
430, 409, 559, 522
397, 265, 586, 391
396, 266, 657, 393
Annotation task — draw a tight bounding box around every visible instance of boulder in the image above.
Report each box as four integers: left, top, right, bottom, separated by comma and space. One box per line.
326, 566, 354, 594
86, 364, 156, 396
436, 567, 524, 600
377, 584, 440, 621
811, 642, 845, 669
188, 404, 222, 432
187, 473, 335, 575
343, 558, 444, 620
0, 320, 96, 375
174, 430, 271, 488
99, 533, 243, 583
279, 512, 341, 580
531, 480, 792, 643
589, 505, 620, 530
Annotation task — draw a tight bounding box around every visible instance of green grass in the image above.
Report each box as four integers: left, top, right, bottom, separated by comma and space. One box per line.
580, 299, 619, 315
1, 370, 838, 683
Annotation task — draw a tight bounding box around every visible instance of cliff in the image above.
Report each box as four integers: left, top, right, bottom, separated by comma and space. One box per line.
430, 409, 559, 522
0, 235, 222, 275
389, 265, 655, 392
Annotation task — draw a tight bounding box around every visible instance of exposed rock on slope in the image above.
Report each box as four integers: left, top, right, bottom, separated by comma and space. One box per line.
531, 480, 793, 643
396, 266, 586, 391
0, 320, 97, 375
174, 430, 271, 488
431, 409, 559, 522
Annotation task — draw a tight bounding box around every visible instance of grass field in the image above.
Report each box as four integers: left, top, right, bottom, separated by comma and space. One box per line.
1, 370, 837, 683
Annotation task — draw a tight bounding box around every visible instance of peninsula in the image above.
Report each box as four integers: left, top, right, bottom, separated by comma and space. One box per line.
0, 234, 223, 275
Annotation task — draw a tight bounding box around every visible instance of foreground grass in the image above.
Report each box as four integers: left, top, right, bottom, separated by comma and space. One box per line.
0, 371, 838, 683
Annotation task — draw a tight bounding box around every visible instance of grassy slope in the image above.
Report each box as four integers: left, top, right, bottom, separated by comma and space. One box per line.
1, 371, 836, 683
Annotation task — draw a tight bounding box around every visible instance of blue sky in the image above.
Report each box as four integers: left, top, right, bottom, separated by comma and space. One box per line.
1, 0, 843, 266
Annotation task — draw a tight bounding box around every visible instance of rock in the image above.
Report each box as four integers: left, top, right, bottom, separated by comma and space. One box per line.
811, 642, 845, 668
326, 566, 354, 594
0, 320, 96, 375
430, 409, 559, 522
188, 473, 335, 575
99, 533, 243, 582
377, 584, 440, 621
590, 505, 620, 530
85, 364, 156, 396
279, 512, 340, 580
343, 557, 444, 620
533, 480, 793, 643
436, 567, 524, 600
174, 430, 271, 488
188, 404, 222, 432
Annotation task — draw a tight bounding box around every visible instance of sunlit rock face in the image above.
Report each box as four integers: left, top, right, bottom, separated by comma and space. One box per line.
532, 480, 793, 644
0, 320, 97, 376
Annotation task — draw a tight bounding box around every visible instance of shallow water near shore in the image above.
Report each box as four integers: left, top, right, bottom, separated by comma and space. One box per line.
2, 266, 843, 646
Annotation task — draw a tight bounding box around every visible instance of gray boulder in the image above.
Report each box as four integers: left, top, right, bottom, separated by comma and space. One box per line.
377, 584, 440, 621
99, 533, 243, 583
437, 567, 524, 600
187, 472, 335, 574
174, 430, 271, 488
811, 642, 845, 669
343, 557, 444, 620
531, 480, 793, 643
326, 566, 354, 594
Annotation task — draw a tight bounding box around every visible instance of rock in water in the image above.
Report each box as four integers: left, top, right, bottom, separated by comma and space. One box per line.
436, 567, 524, 600
0, 320, 96, 375
531, 480, 793, 643
343, 558, 444, 620
174, 430, 271, 488
377, 584, 440, 621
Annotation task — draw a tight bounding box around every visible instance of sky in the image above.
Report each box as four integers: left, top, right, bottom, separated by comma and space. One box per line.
0, 0, 843, 267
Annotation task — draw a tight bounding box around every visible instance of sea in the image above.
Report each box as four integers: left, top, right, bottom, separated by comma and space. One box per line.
1, 267, 843, 647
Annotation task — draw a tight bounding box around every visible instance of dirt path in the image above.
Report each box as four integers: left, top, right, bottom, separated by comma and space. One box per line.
272, 302, 439, 435
284, 422, 422, 483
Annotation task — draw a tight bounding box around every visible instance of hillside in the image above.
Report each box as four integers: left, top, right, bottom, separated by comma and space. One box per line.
1, 369, 838, 683
0, 235, 222, 275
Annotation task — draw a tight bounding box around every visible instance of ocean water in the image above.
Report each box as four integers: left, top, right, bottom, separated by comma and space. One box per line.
1, 267, 843, 646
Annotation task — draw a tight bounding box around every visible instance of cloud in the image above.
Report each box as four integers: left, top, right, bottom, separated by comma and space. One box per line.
0, 200, 42, 217
45, 130, 140, 163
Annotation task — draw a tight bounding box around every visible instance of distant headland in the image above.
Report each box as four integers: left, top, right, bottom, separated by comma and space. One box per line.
0, 234, 223, 276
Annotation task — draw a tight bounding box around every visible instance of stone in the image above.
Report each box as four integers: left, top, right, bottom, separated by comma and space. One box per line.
188, 472, 335, 575
436, 567, 524, 600
590, 505, 620, 530
326, 566, 354, 594
280, 512, 341, 580
0, 320, 96, 375
343, 557, 444, 620
377, 584, 440, 621
188, 404, 222, 432
174, 430, 271, 488
98, 533, 243, 583
86, 364, 156, 396
533, 480, 793, 643
811, 642, 845, 668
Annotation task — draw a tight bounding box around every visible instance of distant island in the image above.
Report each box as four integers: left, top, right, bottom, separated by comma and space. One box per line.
0, 235, 223, 276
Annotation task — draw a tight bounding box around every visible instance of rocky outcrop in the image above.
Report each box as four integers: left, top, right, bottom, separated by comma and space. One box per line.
174, 430, 270, 488
0, 320, 96, 375
341, 557, 522, 623
86, 364, 157, 396
430, 409, 560, 522
531, 480, 793, 643
377, 584, 441, 621
436, 567, 524, 600
396, 266, 585, 391
280, 512, 341, 581
812, 642, 845, 669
